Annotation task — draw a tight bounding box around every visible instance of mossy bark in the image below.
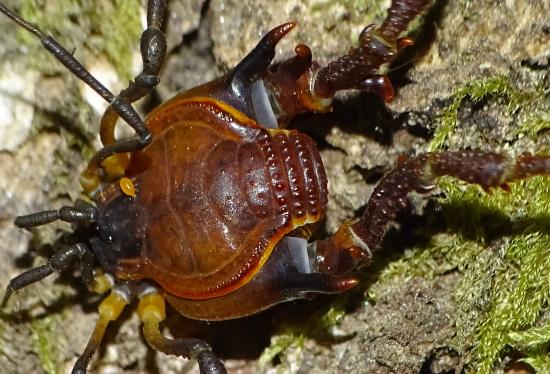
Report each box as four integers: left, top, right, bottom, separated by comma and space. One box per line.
0, 0, 548, 373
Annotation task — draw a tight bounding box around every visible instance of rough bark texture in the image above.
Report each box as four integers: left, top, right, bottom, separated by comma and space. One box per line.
0, 0, 549, 373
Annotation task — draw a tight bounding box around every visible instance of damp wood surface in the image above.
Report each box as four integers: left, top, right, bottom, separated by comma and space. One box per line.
0, 0, 549, 373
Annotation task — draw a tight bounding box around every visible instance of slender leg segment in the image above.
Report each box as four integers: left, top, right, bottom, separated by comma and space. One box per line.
0, 3, 151, 159
98, 0, 167, 148
0, 2, 166, 192
14, 200, 97, 229
2, 243, 94, 307
81, 0, 168, 191
72, 287, 130, 374
315, 152, 550, 275
138, 291, 227, 374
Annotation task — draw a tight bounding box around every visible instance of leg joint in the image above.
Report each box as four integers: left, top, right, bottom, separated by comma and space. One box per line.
140, 27, 167, 72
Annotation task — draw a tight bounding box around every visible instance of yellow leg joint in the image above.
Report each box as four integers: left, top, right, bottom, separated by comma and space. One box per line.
72, 289, 130, 373
138, 293, 166, 325
89, 269, 114, 294
137, 290, 226, 372
80, 169, 101, 195
101, 153, 131, 180
79, 152, 131, 195
98, 292, 128, 321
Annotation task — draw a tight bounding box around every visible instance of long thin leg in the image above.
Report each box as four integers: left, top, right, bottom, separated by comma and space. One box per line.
14, 201, 97, 229
314, 152, 550, 274
72, 287, 131, 374
0, 3, 151, 144
2, 243, 92, 307
0, 2, 152, 188
138, 291, 226, 374
81, 0, 168, 190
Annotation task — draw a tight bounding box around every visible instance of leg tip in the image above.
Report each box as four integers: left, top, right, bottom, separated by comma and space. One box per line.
71, 366, 87, 374
196, 349, 227, 374
1, 287, 13, 309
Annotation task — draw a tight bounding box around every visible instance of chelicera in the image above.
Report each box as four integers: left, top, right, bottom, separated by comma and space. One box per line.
2, 0, 550, 373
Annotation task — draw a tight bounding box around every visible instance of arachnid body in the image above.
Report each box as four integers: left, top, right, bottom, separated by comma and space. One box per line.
1, 0, 550, 373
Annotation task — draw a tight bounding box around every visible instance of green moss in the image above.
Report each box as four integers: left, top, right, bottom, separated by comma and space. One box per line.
88, 0, 142, 80
259, 331, 306, 371
508, 323, 550, 372
509, 322, 550, 351
18, 0, 141, 79
475, 231, 550, 372
321, 302, 347, 327
383, 171, 550, 372
378, 68, 550, 372
430, 76, 513, 151
31, 316, 62, 374
521, 352, 550, 373
379, 171, 550, 373
430, 75, 548, 152
260, 9, 550, 374
515, 111, 550, 140
259, 294, 350, 369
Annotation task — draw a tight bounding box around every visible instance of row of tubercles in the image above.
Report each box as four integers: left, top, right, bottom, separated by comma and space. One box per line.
425, 152, 550, 190
350, 152, 514, 253
256, 130, 292, 227
296, 132, 328, 219
378, 0, 432, 42
351, 151, 550, 255
269, 130, 326, 228
351, 156, 424, 253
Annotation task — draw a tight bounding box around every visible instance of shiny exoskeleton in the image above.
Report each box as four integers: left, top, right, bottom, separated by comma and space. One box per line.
96, 97, 328, 302
2, 1, 550, 373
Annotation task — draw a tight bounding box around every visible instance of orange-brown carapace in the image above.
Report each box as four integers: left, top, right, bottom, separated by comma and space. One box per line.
12, 1, 550, 373
92, 97, 328, 300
